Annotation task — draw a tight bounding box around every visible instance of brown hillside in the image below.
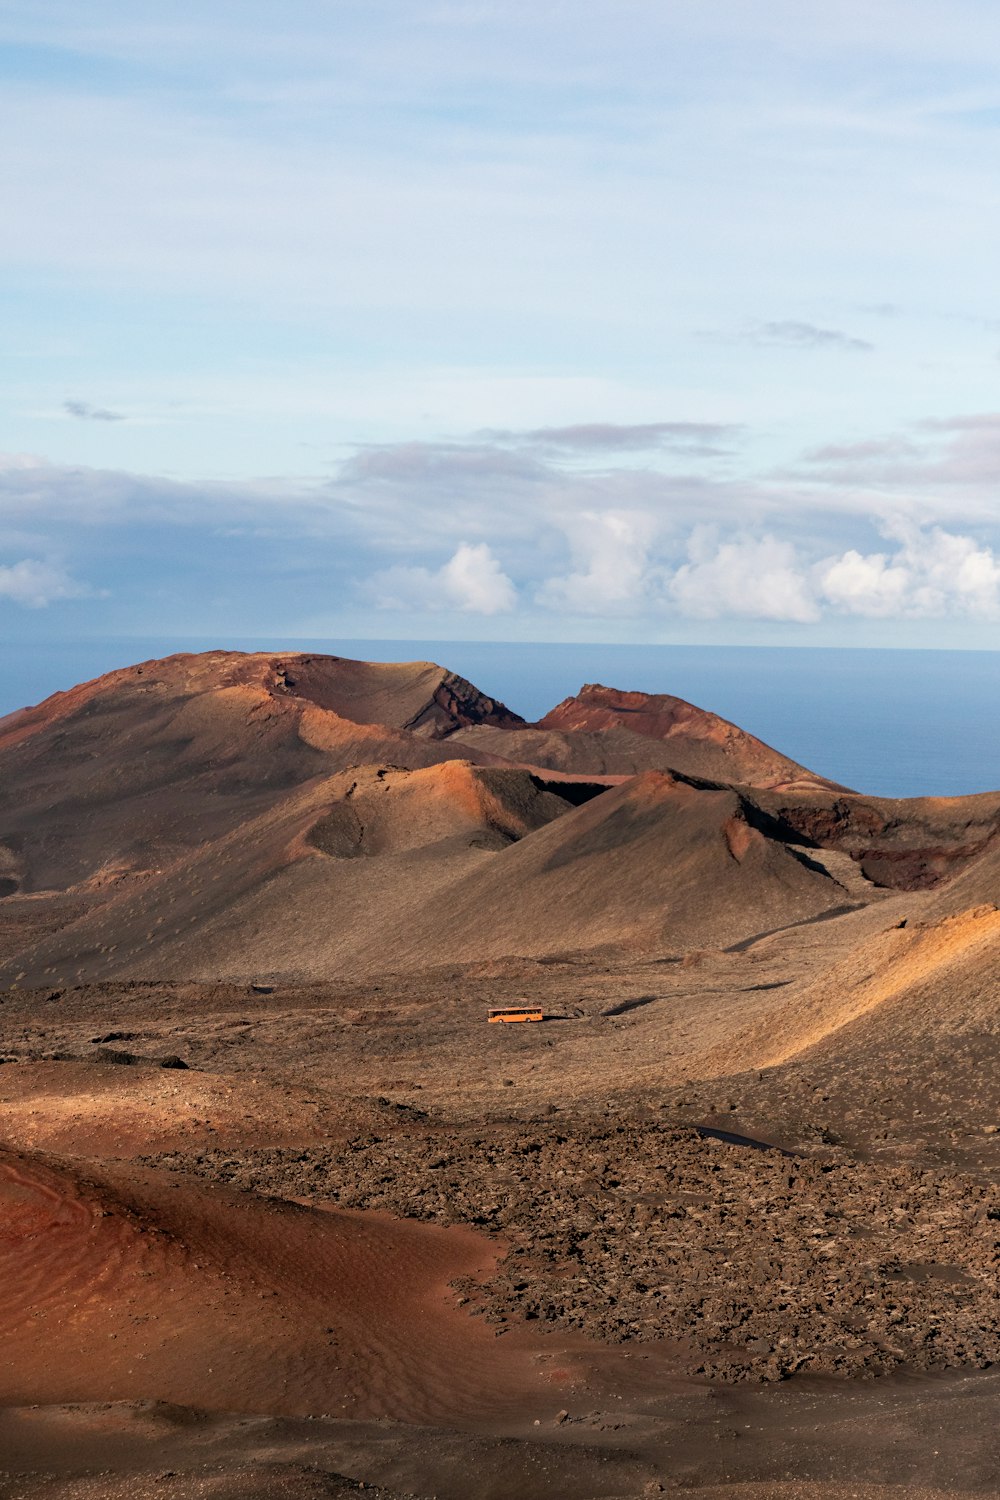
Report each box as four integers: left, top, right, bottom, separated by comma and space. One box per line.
2, 648, 998, 987
695, 902, 1000, 1080
451, 683, 843, 790
922, 823, 1000, 914
0, 762, 585, 987
389, 768, 849, 965
10, 651, 1000, 1499
0, 652, 521, 897
0, 767, 851, 987
754, 786, 1000, 892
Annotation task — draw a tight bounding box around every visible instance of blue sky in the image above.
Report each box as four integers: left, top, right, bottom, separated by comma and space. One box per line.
3, 0, 1000, 646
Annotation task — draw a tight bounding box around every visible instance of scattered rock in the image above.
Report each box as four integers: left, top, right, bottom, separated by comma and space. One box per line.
144, 1117, 1000, 1383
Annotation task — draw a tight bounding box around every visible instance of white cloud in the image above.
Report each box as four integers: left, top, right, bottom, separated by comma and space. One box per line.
366, 541, 516, 614
5, 436, 1000, 638
818, 523, 1000, 618
0, 558, 90, 608
818, 549, 910, 617
660, 522, 1000, 625
668, 530, 819, 622
440, 542, 517, 612
536, 510, 658, 614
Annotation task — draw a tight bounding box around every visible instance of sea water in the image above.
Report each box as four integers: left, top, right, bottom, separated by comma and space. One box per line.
1, 637, 999, 800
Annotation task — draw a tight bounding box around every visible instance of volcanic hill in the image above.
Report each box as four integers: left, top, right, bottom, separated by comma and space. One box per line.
0, 649, 998, 988
4, 649, 1000, 1499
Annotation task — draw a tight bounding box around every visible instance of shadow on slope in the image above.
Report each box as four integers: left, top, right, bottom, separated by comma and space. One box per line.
1, 768, 852, 987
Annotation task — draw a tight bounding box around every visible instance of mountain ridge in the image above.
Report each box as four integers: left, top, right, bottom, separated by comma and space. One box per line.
0, 648, 997, 987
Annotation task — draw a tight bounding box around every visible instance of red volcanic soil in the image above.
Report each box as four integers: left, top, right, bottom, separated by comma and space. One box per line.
0, 1149, 563, 1424
542, 682, 796, 749
452, 681, 844, 790
1, 651, 999, 992
8, 650, 1000, 1498
0, 652, 520, 896
754, 787, 1000, 893
0, 650, 521, 755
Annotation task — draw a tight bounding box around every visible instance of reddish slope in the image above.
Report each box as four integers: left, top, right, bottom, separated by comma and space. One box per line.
0, 1150, 554, 1422
5, 649, 1000, 989
753, 787, 1000, 892
260, 653, 523, 736
452, 683, 842, 791
694, 903, 1000, 1080
304, 760, 580, 858
923, 827, 1000, 914
0, 650, 520, 756
0, 652, 519, 896
543, 682, 799, 741
399, 768, 848, 964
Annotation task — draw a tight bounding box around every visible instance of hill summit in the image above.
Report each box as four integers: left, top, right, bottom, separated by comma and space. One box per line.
0, 648, 997, 987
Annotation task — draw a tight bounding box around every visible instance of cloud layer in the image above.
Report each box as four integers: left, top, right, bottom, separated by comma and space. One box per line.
742, 322, 874, 354
3, 409, 1000, 643
5, 6, 1000, 646
64, 399, 125, 423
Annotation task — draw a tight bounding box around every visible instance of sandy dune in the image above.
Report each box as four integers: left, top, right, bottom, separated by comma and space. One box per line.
0, 1148, 559, 1424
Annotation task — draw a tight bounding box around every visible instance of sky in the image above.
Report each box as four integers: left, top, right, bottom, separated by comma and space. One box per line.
3, 1, 1000, 648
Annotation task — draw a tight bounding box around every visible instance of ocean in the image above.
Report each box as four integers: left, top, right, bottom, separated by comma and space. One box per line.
1, 636, 999, 801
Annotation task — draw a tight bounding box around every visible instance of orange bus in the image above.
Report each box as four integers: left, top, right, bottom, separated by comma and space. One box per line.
488, 1005, 544, 1024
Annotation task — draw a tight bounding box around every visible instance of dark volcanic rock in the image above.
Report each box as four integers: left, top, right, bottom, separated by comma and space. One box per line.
147, 1116, 1000, 1384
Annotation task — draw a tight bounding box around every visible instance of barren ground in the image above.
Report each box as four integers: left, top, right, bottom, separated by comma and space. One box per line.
3, 889, 1000, 1498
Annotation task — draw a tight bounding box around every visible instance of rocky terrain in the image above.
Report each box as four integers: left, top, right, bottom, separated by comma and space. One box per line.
2, 651, 1000, 1499
153, 1116, 1000, 1381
